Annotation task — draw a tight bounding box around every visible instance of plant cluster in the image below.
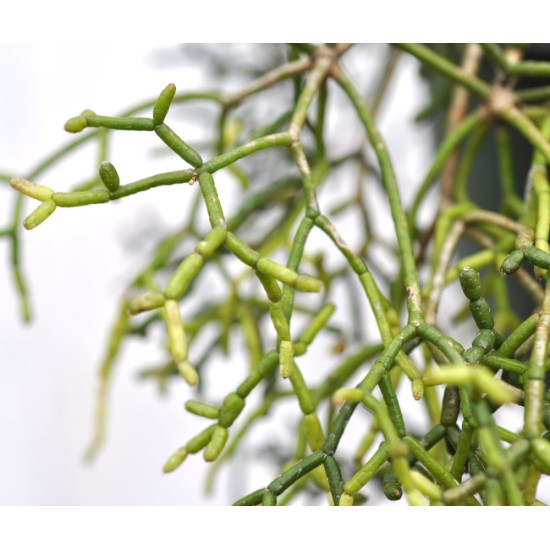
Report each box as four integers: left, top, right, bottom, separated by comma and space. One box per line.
4, 44, 550, 505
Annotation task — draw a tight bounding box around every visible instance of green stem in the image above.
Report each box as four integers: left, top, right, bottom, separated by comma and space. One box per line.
495, 314, 540, 358
498, 106, 550, 164
408, 110, 484, 231
496, 126, 520, 214
454, 121, 491, 203
481, 43, 550, 78
394, 44, 491, 99
525, 275, 550, 439
198, 133, 293, 174
333, 64, 423, 324
403, 435, 480, 506
450, 422, 474, 481
289, 49, 333, 138
224, 57, 313, 106
517, 86, 550, 103
266, 451, 325, 497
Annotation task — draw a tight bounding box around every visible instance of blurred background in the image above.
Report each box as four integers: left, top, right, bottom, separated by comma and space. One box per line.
2, 44, 543, 505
